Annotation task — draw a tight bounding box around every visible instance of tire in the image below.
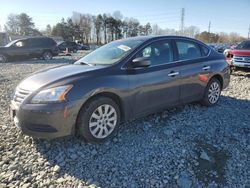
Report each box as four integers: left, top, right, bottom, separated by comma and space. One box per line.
42, 51, 53, 60
76, 97, 121, 143
201, 78, 221, 106
230, 66, 238, 74
0, 54, 7, 63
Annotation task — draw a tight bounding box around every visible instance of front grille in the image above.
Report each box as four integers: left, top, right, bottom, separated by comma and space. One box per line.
13, 87, 31, 106
233, 56, 250, 63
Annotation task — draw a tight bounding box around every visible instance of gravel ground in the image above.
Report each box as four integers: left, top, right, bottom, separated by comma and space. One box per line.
0, 54, 249, 188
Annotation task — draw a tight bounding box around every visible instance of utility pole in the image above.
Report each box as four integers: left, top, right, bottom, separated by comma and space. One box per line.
180, 8, 185, 35
208, 21, 211, 43
248, 25, 250, 39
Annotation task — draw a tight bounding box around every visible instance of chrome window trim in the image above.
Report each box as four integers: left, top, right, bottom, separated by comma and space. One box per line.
121, 37, 211, 70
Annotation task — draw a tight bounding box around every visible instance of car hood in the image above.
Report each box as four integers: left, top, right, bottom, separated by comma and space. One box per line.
229, 49, 250, 56
18, 64, 104, 91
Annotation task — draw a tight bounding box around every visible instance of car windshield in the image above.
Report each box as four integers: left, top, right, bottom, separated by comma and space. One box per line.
5, 40, 19, 47
236, 41, 250, 50
75, 39, 144, 65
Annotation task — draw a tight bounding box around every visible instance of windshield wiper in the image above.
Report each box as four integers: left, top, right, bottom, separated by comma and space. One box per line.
78, 62, 93, 66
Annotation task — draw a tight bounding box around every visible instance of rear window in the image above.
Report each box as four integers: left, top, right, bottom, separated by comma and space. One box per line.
176, 40, 202, 60
236, 41, 250, 50
29, 38, 56, 47
201, 45, 209, 56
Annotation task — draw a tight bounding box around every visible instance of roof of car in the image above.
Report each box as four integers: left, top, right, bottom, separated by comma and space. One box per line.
118, 35, 208, 46
121, 35, 203, 42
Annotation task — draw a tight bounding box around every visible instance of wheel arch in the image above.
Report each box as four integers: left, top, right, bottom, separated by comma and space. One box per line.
78, 91, 125, 122
210, 74, 223, 88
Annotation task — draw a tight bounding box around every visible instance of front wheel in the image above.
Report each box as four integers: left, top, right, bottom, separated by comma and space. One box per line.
76, 97, 120, 143
201, 78, 221, 106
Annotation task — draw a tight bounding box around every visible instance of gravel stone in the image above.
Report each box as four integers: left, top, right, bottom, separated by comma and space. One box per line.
53, 165, 61, 173
200, 151, 211, 161
0, 56, 249, 187
177, 171, 193, 188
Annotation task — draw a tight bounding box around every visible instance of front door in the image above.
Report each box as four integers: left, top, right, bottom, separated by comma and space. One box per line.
8, 40, 30, 59
127, 39, 181, 116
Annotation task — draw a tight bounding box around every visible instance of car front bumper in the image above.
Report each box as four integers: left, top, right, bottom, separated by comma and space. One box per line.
231, 57, 250, 68
10, 100, 82, 139
232, 62, 250, 68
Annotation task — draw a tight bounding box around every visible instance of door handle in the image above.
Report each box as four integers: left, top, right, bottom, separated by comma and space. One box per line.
202, 66, 211, 70
168, 71, 179, 77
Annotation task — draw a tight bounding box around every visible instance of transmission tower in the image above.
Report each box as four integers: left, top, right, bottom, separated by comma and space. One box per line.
248, 25, 250, 39
208, 21, 211, 43
180, 8, 185, 35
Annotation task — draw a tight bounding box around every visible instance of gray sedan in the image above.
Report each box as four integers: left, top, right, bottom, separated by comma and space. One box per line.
10, 36, 230, 143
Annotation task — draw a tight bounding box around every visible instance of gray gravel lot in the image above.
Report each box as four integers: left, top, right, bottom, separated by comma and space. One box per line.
0, 55, 249, 188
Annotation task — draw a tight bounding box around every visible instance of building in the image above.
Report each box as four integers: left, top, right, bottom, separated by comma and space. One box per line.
0, 32, 9, 46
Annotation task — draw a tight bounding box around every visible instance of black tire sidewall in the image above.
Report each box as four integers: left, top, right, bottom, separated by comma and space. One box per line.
202, 78, 221, 106
43, 51, 52, 60
76, 97, 120, 143
0, 54, 7, 63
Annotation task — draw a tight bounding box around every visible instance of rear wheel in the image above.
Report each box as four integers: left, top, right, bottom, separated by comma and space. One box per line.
76, 97, 120, 143
0, 54, 7, 63
201, 78, 221, 106
42, 51, 53, 60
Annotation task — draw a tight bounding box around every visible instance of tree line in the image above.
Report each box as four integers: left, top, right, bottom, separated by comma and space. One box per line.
48, 11, 153, 44
3, 11, 246, 44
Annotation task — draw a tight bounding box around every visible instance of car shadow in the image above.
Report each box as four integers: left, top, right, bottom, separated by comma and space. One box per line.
33, 95, 250, 187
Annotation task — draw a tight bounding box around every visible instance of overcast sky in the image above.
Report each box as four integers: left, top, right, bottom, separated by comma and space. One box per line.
0, 0, 249, 37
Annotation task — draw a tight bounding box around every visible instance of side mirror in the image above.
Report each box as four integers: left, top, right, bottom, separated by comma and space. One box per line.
132, 57, 151, 68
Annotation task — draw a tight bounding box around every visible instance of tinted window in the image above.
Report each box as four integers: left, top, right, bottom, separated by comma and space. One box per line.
28, 38, 43, 47
28, 38, 56, 47
201, 45, 209, 56
43, 38, 56, 46
176, 40, 201, 60
236, 41, 250, 50
136, 40, 173, 66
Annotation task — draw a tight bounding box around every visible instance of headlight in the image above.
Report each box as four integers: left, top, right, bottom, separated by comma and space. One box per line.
31, 85, 73, 103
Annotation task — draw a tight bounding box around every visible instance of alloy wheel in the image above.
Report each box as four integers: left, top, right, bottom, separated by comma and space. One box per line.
89, 104, 117, 139
208, 82, 221, 104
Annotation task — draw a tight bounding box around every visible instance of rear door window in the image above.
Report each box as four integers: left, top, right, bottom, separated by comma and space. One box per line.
176, 40, 202, 60
201, 45, 209, 56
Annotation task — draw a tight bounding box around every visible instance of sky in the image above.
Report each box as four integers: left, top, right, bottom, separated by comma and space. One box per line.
0, 0, 249, 37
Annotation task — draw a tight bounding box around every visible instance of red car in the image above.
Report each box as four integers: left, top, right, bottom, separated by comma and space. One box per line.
225, 40, 250, 69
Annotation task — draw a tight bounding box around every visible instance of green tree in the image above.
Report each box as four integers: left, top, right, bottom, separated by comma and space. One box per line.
94, 14, 103, 44
18, 13, 35, 35
4, 14, 19, 35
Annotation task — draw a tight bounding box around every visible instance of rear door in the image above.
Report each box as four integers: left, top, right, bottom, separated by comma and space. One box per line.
127, 39, 181, 116
26, 38, 44, 58
174, 39, 211, 103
